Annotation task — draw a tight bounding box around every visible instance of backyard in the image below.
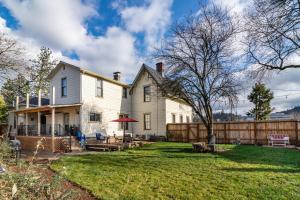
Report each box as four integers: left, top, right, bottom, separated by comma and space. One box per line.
51, 142, 300, 200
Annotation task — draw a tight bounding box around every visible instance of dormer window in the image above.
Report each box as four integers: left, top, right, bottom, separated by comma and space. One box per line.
61, 77, 67, 97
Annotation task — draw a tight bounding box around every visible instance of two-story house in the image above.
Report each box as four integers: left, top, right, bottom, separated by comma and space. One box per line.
8, 61, 192, 151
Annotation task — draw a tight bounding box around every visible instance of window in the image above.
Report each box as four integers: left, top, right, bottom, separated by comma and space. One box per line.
180, 115, 183, 123
119, 114, 129, 130
96, 79, 103, 97
144, 113, 151, 130
186, 116, 190, 123
61, 77, 67, 97
144, 85, 151, 102
89, 112, 102, 122
172, 114, 176, 123
122, 87, 127, 98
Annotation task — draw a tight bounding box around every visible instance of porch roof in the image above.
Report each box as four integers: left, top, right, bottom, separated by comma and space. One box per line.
14, 103, 82, 114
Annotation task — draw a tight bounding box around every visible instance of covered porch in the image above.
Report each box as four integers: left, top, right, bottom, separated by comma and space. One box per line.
13, 104, 81, 152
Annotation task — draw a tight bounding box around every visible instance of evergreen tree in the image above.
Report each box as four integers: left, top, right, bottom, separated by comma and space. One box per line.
0, 95, 8, 122
0, 74, 30, 106
29, 47, 56, 96
247, 83, 274, 120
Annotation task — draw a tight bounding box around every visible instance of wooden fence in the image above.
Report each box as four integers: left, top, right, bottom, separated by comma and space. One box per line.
167, 120, 300, 145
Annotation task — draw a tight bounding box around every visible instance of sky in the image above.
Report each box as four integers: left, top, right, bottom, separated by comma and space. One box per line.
0, 0, 300, 115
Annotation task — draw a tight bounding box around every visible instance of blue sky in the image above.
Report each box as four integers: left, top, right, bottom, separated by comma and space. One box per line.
0, 0, 300, 114
0, 0, 199, 73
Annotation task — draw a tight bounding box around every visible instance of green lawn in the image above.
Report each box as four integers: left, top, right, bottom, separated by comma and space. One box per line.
50, 143, 300, 200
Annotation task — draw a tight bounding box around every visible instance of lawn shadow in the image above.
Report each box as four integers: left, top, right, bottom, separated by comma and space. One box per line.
222, 167, 300, 173
218, 145, 300, 169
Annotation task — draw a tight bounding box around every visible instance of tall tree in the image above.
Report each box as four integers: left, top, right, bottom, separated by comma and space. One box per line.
29, 47, 56, 96
0, 33, 24, 81
246, 0, 300, 74
0, 74, 30, 106
247, 83, 274, 120
0, 95, 8, 123
156, 4, 241, 148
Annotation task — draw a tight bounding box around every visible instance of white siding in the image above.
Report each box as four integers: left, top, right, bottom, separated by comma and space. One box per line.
80, 73, 131, 136
165, 99, 193, 124
131, 71, 166, 137
49, 65, 80, 105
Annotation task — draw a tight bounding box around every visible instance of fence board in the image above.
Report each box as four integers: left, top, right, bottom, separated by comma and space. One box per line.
167, 120, 300, 145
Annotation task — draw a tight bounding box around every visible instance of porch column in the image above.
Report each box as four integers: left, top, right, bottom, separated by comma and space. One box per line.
51, 108, 55, 152
37, 112, 41, 136
37, 89, 41, 136
16, 96, 19, 110
25, 93, 29, 136
51, 86, 56, 152
25, 113, 28, 136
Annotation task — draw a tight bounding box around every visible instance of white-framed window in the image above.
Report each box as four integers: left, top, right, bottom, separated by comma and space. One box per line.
172, 114, 176, 123
89, 112, 102, 122
61, 77, 67, 97
144, 85, 151, 102
122, 87, 127, 98
144, 113, 151, 130
96, 79, 103, 97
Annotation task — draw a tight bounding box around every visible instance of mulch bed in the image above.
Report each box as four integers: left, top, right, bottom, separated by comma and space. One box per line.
1, 161, 97, 200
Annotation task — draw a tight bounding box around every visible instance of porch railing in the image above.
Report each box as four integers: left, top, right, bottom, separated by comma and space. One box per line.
17, 124, 80, 137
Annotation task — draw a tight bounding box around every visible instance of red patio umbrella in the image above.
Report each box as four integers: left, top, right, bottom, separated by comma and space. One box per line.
111, 117, 138, 143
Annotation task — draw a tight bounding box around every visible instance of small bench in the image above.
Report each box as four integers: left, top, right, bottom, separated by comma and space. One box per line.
267, 134, 289, 147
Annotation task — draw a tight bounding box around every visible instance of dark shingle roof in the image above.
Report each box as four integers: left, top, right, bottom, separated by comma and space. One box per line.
129, 63, 166, 93
143, 64, 164, 85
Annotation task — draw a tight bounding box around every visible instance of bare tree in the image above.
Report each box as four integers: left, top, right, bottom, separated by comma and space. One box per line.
156, 4, 241, 148
0, 33, 24, 81
246, 0, 300, 74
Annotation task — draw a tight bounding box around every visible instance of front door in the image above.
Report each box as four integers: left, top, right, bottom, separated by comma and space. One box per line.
63, 113, 70, 135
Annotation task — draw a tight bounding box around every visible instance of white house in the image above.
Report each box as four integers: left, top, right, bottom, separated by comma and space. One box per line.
8, 61, 192, 141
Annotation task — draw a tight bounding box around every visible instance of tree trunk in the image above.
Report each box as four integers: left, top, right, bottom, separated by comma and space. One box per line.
207, 122, 216, 152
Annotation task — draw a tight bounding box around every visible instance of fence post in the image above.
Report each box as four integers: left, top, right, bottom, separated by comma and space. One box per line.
197, 123, 200, 142
166, 124, 169, 141
224, 123, 227, 144
295, 121, 299, 145
187, 124, 190, 142
254, 121, 257, 145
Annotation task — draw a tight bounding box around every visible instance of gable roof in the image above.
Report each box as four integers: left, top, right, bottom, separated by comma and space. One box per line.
129, 63, 164, 92
48, 61, 130, 88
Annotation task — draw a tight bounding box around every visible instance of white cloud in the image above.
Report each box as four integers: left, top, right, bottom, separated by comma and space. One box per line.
120, 0, 173, 52
1, 0, 96, 50
0, 0, 141, 82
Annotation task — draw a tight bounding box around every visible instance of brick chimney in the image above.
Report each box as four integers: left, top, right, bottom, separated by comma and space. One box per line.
156, 62, 164, 76
113, 72, 121, 81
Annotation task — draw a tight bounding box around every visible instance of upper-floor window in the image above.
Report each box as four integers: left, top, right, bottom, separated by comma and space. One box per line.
61, 77, 67, 97
180, 115, 183, 123
172, 114, 176, 123
186, 116, 190, 123
144, 85, 151, 102
122, 87, 127, 98
144, 113, 151, 130
89, 112, 102, 122
96, 79, 103, 97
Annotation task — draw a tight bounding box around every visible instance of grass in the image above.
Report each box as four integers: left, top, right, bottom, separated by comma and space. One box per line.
50, 143, 300, 200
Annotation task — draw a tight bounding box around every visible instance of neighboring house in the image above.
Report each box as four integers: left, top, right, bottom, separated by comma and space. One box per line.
8, 61, 192, 140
